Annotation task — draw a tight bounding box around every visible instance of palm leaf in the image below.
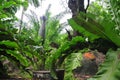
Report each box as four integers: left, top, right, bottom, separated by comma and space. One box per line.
28, 0, 40, 7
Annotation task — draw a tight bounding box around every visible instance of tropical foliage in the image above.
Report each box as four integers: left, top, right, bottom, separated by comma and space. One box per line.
67, 0, 120, 79
47, 0, 120, 79
0, 0, 29, 78
0, 0, 120, 80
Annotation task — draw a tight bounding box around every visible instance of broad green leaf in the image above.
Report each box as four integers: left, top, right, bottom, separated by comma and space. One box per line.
6, 50, 29, 66
71, 12, 120, 47
88, 49, 120, 80
0, 40, 19, 48
73, 13, 107, 38
68, 18, 99, 41
0, 1, 16, 10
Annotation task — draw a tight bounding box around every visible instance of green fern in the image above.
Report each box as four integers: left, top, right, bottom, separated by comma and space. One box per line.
64, 53, 83, 80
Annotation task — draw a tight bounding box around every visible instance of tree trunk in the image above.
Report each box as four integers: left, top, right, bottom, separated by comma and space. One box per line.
68, 0, 86, 36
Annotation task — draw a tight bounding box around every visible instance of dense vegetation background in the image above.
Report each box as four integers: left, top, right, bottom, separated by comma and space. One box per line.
0, 0, 120, 80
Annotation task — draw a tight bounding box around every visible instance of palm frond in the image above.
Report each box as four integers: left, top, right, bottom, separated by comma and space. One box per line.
28, 0, 41, 7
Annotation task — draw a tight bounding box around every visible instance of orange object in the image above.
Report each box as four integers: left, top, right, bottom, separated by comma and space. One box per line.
83, 52, 96, 60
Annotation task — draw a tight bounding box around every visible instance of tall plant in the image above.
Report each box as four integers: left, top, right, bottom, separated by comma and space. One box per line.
20, 4, 65, 71
0, 0, 29, 78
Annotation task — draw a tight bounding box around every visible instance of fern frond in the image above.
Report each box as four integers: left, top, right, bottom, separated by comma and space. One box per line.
106, 0, 120, 30
64, 53, 83, 80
